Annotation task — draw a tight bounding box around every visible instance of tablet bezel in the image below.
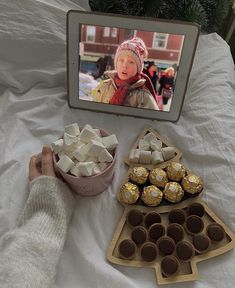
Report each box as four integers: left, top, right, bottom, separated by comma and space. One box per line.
67, 10, 200, 122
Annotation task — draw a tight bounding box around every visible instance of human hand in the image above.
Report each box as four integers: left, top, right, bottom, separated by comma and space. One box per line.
29, 145, 56, 182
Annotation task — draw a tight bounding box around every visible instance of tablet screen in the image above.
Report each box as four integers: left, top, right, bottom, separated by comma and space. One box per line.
78, 24, 184, 112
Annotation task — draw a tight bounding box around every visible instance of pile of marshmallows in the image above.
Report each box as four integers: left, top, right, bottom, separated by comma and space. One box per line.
51, 123, 118, 177
129, 132, 176, 165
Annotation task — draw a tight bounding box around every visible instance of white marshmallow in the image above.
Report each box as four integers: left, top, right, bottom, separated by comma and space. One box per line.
161, 147, 176, 161
150, 139, 162, 151
70, 164, 82, 177
98, 149, 113, 163
72, 143, 91, 162
138, 139, 150, 151
86, 155, 99, 163
92, 163, 102, 175
129, 149, 140, 163
139, 150, 152, 164
98, 162, 109, 171
58, 150, 74, 160
93, 129, 101, 137
152, 150, 164, 164
87, 139, 105, 157
64, 123, 80, 136
79, 126, 97, 143
143, 132, 157, 143
51, 139, 64, 154
102, 134, 118, 151
63, 132, 78, 146
56, 155, 75, 173
78, 161, 96, 176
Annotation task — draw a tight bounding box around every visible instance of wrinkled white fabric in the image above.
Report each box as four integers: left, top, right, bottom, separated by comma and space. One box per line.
0, 1, 234, 287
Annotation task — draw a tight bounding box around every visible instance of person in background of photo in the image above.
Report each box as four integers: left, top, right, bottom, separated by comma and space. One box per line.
158, 67, 175, 105
0, 146, 75, 288
92, 37, 159, 110
143, 61, 159, 93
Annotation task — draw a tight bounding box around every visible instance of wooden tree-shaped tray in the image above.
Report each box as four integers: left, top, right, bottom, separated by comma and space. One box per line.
107, 126, 235, 285
107, 198, 235, 285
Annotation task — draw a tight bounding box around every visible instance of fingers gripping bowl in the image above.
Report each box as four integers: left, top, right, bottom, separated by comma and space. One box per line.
52, 124, 118, 196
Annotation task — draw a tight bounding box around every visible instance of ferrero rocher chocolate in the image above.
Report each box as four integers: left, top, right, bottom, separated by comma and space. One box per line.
129, 166, 149, 185
141, 185, 163, 206
166, 162, 186, 181
149, 168, 168, 188
181, 174, 203, 194
163, 182, 184, 203
118, 182, 140, 204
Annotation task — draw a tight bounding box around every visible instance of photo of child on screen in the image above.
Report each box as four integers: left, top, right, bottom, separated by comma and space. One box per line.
92, 37, 159, 110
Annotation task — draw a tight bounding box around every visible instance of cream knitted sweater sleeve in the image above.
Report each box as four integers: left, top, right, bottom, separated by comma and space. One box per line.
0, 176, 75, 288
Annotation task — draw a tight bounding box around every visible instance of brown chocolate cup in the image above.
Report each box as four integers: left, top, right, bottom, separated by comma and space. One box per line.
118, 239, 137, 260
206, 223, 225, 242
126, 209, 144, 227
148, 223, 165, 242
176, 240, 195, 262
140, 242, 158, 262
167, 223, 184, 243
144, 211, 161, 228
187, 203, 205, 217
192, 233, 211, 254
161, 255, 180, 277
168, 208, 186, 225
185, 215, 204, 235
131, 226, 148, 245
157, 236, 175, 255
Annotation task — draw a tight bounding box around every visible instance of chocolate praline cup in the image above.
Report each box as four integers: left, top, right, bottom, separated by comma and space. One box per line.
167, 223, 184, 243
131, 226, 148, 245
148, 223, 165, 242
144, 211, 161, 228
187, 203, 205, 217
168, 208, 186, 225
176, 240, 195, 262
161, 255, 180, 277
185, 215, 204, 235
140, 242, 158, 262
126, 209, 144, 227
193, 233, 211, 254
206, 223, 225, 242
157, 236, 176, 255
118, 239, 137, 260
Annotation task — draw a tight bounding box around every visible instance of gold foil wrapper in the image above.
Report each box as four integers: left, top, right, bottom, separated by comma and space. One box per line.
129, 167, 149, 185
182, 174, 203, 194
163, 182, 184, 203
166, 162, 186, 181
149, 168, 168, 188
141, 185, 163, 206
118, 182, 140, 204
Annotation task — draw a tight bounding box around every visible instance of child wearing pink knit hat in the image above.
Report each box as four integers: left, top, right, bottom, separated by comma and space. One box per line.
92, 37, 159, 110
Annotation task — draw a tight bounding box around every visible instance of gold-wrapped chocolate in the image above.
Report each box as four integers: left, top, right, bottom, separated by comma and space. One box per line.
118, 182, 140, 204
163, 182, 184, 203
166, 162, 186, 181
129, 167, 149, 185
182, 174, 203, 194
149, 168, 168, 188
141, 185, 163, 206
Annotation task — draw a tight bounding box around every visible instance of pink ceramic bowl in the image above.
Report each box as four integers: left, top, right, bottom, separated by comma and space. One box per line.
53, 129, 117, 196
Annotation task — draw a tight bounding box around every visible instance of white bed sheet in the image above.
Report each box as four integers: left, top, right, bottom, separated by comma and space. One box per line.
0, 1, 234, 287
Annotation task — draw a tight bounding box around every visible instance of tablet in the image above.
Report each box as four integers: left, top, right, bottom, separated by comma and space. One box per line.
67, 10, 200, 121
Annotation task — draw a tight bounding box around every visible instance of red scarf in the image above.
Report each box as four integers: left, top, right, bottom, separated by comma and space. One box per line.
109, 73, 157, 105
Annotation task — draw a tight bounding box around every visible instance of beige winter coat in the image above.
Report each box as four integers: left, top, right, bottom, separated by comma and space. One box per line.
92, 71, 159, 110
